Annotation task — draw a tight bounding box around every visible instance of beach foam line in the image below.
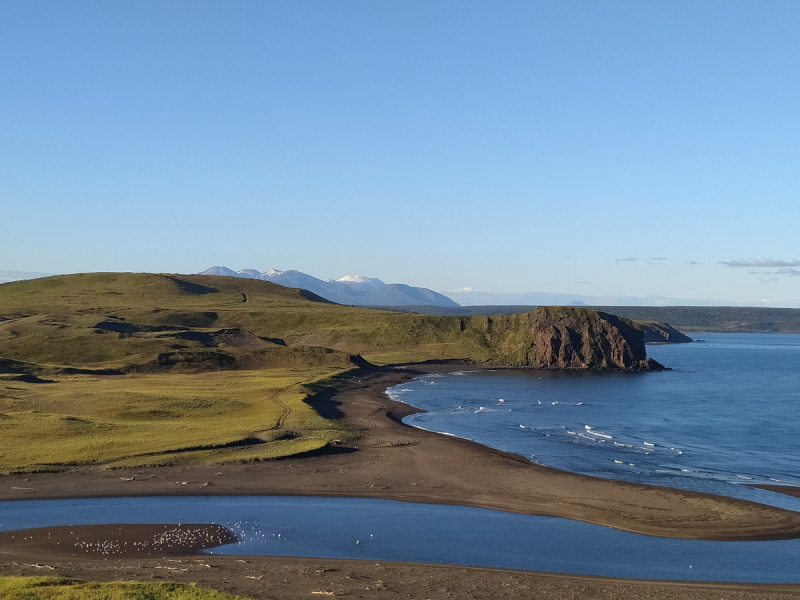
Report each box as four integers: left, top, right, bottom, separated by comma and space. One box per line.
406, 423, 474, 442
385, 389, 412, 404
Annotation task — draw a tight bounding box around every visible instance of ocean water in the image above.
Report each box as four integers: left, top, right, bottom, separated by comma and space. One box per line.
390, 333, 800, 510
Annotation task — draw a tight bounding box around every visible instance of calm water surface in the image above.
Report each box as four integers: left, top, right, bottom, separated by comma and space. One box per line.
2, 495, 800, 583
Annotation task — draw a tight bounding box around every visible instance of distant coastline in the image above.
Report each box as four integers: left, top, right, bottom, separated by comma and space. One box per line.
390, 305, 800, 334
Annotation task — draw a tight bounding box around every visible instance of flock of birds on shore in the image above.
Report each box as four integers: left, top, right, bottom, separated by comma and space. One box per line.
72, 525, 232, 556
63, 519, 377, 557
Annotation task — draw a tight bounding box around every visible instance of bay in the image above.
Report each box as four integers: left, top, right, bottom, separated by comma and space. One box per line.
392, 333, 800, 511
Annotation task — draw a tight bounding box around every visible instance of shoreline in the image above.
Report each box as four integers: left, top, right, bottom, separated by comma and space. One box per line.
5, 552, 800, 600
3, 523, 800, 600
2, 364, 800, 542
4, 541, 800, 600
3, 364, 800, 598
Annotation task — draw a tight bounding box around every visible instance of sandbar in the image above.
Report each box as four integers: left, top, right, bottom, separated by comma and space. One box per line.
746, 484, 800, 499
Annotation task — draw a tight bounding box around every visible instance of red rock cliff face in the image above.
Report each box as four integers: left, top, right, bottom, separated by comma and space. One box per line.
482, 307, 664, 371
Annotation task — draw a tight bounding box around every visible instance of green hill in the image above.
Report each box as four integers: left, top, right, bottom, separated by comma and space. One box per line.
0, 272, 664, 472
0, 272, 665, 369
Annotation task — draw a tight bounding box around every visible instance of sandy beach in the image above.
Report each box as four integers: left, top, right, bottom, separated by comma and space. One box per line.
2, 365, 800, 598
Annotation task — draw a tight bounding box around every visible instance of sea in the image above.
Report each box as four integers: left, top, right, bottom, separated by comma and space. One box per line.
389, 333, 800, 511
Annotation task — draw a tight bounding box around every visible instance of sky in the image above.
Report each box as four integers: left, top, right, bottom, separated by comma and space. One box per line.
2, 0, 799, 306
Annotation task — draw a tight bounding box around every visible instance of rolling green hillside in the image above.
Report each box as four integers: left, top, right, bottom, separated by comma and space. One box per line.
0, 273, 672, 368
0, 273, 665, 472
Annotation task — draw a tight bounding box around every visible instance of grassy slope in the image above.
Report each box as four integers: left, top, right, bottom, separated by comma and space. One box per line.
0, 273, 486, 472
0, 369, 354, 473
0, 273, 659, 472
0, 576, 247, 600
0, 273, 491, 366
2, 273, 661, 366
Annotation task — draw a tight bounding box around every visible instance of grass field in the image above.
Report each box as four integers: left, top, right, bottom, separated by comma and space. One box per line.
0, 273, 494, 367
0, 576, 247, 600
0, 368, 354, 473
0, 273, 461, 472
0, 272, 666, 472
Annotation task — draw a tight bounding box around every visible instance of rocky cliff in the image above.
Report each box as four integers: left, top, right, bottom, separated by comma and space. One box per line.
478, 307, 665, 371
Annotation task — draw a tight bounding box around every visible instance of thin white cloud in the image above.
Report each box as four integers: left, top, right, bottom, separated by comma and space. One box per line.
615, 257, 637, 262
720, 258, 800, 268
750, 268, 800, 277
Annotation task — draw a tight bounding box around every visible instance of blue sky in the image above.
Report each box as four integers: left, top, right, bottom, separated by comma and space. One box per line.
2, 1, 799, 306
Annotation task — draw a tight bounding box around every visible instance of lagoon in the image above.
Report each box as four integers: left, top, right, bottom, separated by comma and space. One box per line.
3, 495, 800, 583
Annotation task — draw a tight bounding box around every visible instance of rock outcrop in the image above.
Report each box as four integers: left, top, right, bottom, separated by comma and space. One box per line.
481, 307, 665, 371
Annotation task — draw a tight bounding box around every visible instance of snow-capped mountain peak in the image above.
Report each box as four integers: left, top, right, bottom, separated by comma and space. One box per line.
199, 266, 241, 277
237, 269, 262, 278
332, 275, 385, 292
197, 266, 458, 307
337, 275, 379, 284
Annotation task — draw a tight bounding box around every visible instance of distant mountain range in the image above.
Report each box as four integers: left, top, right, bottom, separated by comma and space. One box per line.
198, 266, 459, 307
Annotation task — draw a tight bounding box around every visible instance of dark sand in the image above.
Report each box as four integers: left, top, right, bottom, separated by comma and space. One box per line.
2, 365, 800, 598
